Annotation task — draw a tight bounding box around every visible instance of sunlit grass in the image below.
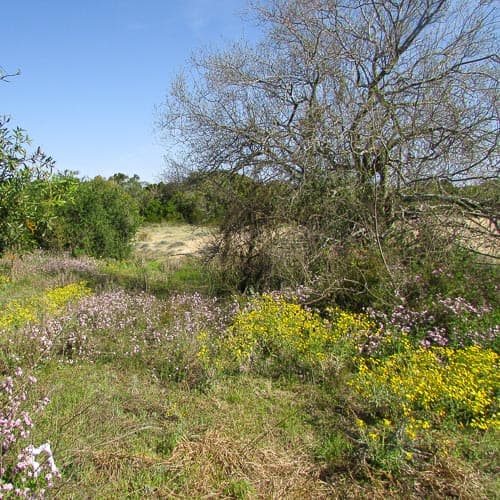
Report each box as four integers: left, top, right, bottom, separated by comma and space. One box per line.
0, 248, 498, 498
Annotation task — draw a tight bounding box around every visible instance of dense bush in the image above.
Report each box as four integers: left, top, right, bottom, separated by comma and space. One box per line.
54, 177, 141, 259
214, 170, 498, 314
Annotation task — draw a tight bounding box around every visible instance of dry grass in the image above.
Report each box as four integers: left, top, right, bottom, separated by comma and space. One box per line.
161, 429, 334, 499
133, 223, 215, 262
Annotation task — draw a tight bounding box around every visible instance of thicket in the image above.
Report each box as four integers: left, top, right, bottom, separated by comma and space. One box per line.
158, 0, 499, 312
131, 171, 237, 225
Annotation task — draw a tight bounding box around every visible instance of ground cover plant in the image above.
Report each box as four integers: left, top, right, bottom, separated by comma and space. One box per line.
0, 244, 498, 498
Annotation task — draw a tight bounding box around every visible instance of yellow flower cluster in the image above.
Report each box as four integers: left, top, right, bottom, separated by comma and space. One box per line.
0, 300, 37, 330
325, 306, 377, 344
351, 345, 499, 432
0, 281, 91, 330
196, 330, 211, 364
221, 294, 336, 368
43, 281, 91, 313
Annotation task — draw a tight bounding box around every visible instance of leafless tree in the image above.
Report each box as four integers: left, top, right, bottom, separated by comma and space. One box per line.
159, 0, 499, 296
0, 65, 20, 83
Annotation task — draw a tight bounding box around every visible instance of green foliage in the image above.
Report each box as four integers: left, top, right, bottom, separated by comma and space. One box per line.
405, 245, 499, 310
24, 173, 80, 250
142, 197, 183, 223
55, 177, 141, 259
0, 117, 55, 253
135, 171, 235, 225
223, 479, 255, 499
316, 432, 354, 469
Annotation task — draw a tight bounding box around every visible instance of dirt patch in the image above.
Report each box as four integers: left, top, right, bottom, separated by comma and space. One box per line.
133, 223, 216, 261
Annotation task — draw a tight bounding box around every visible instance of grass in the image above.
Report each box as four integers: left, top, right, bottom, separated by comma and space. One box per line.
133, 223, 215, 262
0, 228, 498, 498
31, 364, 337, 498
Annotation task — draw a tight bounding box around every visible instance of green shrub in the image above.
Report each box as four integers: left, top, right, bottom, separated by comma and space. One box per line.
218, 294, 375, 377
0, 117, 55, 254
55, 177, 141, 259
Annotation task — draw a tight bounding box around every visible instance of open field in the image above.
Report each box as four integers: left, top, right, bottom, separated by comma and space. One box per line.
133, 224, 216, 261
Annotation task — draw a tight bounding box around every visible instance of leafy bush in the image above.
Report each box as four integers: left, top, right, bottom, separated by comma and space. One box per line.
141, 197, 183, 223
55, 177, 141, 259
0, 117, 55, 254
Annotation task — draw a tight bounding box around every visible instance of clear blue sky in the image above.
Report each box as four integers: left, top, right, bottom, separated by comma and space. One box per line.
2, 0, 258, 183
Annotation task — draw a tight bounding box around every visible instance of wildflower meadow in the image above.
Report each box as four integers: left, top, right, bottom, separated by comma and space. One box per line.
0, 247, 498, 498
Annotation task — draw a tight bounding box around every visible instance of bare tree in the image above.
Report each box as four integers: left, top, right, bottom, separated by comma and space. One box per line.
159, 0, 499, 297
0, 65, 20, 83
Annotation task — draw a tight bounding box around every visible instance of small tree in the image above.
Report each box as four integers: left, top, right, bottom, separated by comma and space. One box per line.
56, 177, 141, 259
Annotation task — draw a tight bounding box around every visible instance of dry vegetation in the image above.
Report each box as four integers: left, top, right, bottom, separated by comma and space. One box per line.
133, 224, 215, 262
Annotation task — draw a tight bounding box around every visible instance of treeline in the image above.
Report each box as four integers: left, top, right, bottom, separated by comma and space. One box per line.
109, 171, 232, 225
0, 118, 265, 260
1, 112, 264, 259
0, 168, 238, 260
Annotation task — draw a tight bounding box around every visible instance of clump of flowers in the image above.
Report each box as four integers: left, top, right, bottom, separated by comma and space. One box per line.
0, 251, 98, 281
350, 345, 499, 434
164, 292, 235, 339
0, 282, 91, 331
24, 289, 163, 362
0, 302, 37, 332
267, 285, 314, 305
155, 293, 238, 385
366, 294, 498, 351
220, 294, 336, 373
0, 368, 59, 497
324, 306, 377, 349
38, 253, 98, 276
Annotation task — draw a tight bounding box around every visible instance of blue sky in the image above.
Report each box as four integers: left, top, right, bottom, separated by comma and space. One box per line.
1, 0, 258, 183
